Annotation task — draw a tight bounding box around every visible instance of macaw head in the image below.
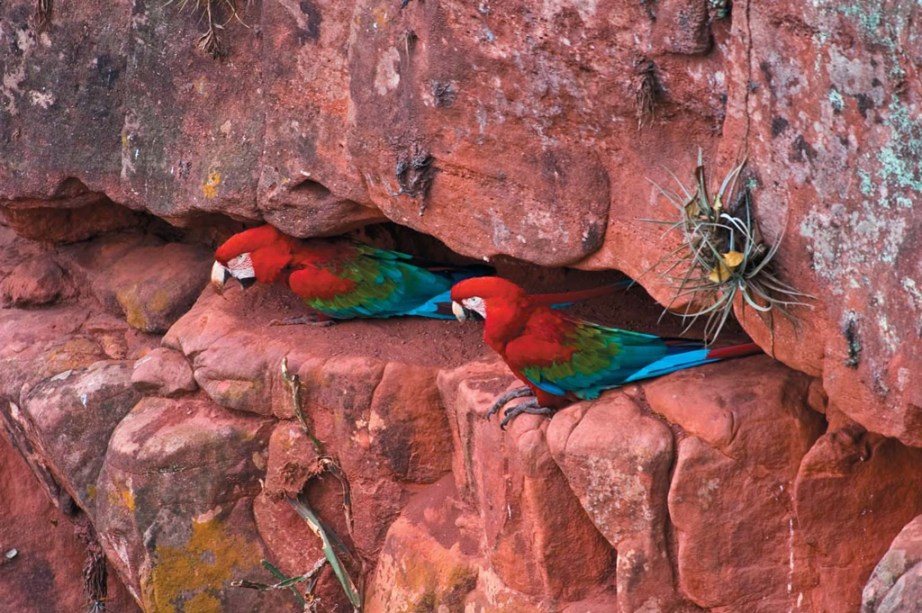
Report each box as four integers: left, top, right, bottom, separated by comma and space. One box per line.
211, 225, 294, 293
450, 276, 529, 322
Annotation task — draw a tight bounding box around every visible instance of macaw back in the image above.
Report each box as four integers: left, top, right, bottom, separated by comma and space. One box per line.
288, 241, 487, 320
503, 308, 755, 402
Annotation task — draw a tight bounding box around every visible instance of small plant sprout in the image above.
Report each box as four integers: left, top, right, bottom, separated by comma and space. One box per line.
648, 152, 814, 343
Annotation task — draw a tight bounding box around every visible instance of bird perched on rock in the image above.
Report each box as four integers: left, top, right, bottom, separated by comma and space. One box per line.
451, 276, 761, 428
211, 224, 493, 321
211, 225, 627, 322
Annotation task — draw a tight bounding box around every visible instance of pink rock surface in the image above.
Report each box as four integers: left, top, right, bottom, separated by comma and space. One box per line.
95, 395, 278, 609
863, 514, 922, 613
645, 357, 826, 610
0, 434, 139, 613
0, 0, 922, 445
2, 0, 922, 598
547, 394, 678, 612
19, 360, 140, 509
130, 347, 198, 397
2, 221, 922, 610
0, 256, 74, 307
366, 475, 483, 612
795, 427, 922, 612
1, 0, 920, 447
91, 242, 212, 333
438, 360, 616, 601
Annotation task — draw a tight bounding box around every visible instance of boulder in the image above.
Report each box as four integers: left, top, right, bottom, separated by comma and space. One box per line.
645, 357, 825, 610
91, 242, 212, 334
0, 256, 74, 307
796, 427, 922, 612
547, 393, 679, 612
438, 360, 616, 601
130, 347, 198, 397
863, 514, 922, 613
95, 396, 278, 610
18, 361, 140, 509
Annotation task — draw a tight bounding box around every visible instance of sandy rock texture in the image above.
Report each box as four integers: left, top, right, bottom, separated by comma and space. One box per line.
2, 0, 918, 446
0, 221, 920, 610
0, 0, 920, 610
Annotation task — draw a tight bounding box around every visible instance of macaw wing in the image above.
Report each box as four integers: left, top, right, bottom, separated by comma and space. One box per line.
507, 321, 673, 400
292, 246, 458, 319
355, 243, 493, 283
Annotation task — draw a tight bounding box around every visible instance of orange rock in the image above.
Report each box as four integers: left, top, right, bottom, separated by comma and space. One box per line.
795, 428, 922, 612
645, 357, 825, 610
438, 361, 616, 601
863, 514, 922, 613
547, 394, 679, 611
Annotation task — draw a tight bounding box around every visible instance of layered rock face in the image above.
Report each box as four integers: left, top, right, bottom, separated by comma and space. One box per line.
1, 0, 921, 611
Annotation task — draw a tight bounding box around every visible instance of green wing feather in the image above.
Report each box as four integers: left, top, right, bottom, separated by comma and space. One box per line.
517, 322, 669, 399
304, 244, 456, 319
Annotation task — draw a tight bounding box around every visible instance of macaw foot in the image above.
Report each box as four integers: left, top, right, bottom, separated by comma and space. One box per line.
499, 398, 554, 430
485, 387, 535, 420
269, 315, 335, 327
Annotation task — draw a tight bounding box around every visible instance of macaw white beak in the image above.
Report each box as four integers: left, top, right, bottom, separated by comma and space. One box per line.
211, 261, 231, 294
451, 301, 468, 322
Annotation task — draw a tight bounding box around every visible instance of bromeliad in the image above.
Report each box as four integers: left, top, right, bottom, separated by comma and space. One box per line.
451, 276, 761, 428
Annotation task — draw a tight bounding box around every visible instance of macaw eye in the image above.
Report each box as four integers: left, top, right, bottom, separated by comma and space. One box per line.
227, 253, 256, 279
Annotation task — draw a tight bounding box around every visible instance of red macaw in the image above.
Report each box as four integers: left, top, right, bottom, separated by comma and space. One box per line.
211, 225, 629, 322
211, 225, 493, 320
450, 276, 761, 428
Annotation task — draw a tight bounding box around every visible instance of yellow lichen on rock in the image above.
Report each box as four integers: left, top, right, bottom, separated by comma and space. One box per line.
144, 516, 261, 612
203, 171, 221, 199
115, 285, 150, 331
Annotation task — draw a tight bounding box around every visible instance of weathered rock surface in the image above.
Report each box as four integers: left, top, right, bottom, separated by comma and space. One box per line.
646, 357, 826, 611
366, 475, 482, 612
91, 242, 212, 333
796, 426, 922, 612
547, 393, 677, 612
95, 396, 278, 610
863, 514, 922, 613
19, 360, 140, 509
3, 0, 918, 448
2, 1, 922, 607
438, 361, 617, 602
3, 222, 922, 610
0, 434, 140, 613
131, 347, 198, 397
0, 256, 74, 307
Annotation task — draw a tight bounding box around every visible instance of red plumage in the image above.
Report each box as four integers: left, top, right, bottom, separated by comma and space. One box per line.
451, 276, 762, 426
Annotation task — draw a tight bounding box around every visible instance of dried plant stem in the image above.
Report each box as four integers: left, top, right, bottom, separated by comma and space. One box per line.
168, 0, 248, 58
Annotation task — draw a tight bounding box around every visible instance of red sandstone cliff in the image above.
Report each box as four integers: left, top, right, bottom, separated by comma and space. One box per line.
1, 1, 920, 611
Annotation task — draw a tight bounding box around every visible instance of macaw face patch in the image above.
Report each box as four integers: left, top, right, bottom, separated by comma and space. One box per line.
452, 296, 486, 322
461, 296, 486, 318
226, 253, 255, 280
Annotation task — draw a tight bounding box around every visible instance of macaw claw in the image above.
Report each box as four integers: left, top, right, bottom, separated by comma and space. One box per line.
485, 386, 535, 420
499, 398, 554, 430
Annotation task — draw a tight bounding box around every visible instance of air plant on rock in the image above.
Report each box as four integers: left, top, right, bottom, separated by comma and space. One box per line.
650, 152, 813, 343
